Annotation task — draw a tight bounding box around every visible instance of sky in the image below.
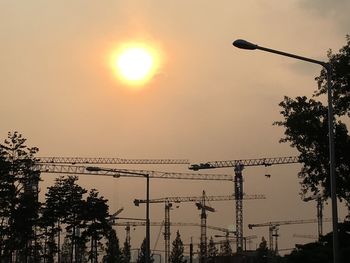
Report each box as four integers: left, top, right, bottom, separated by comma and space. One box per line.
1, 0, 349, 257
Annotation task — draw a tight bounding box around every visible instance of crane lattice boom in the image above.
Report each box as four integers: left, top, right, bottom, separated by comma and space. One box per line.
189, 156, 300, 170
114, 221, 234, 233
134, 194, 265, 205
248, 218, 331, 229
37, 157, 189, 165
35, 164, 233, 181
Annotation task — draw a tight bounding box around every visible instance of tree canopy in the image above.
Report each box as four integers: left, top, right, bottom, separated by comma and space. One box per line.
169, 231, 186, 263
0, 132, 118, 262
274, 36, 350, 211
0, 131, 41, 261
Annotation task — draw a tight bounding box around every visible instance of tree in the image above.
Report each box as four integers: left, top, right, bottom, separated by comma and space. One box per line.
121, 238, 131, 263
256, 237, 268, 263
82, 189, 111, 263
274, 36, 350, 210
60, 176, 87, 263
169, 231, 186, 263
0, 131, 41, 261
219, 239, 232, 256
137, 238, 154, 263
42, 176, 87, 263
207, 237, 218, 263
103, 229, 121, 263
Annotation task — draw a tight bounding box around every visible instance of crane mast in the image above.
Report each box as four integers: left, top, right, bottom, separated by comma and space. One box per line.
134, 192, 265, 263
189, 156, 300, 252
303, 194, 325, 239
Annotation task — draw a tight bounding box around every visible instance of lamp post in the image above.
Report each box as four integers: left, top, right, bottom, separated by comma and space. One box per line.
232, 39, 339, 263
86, 167, 151, 263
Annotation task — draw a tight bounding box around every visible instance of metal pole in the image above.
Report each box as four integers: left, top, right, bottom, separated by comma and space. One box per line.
232, 40, 339, 263
146, 174, 151, 263
190, 237, 193, 263
326, 65, 340, 263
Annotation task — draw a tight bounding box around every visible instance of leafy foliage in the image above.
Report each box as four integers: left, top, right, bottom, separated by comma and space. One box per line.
274, 36, 350, 209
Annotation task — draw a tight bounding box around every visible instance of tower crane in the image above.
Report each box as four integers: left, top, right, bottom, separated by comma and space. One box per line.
248, 218, 332, 255
303, 193, 325, 239
134, 191, 265, 263
36, 157, 190, 165
189, 156, 300, 252
35, 164, 233, 181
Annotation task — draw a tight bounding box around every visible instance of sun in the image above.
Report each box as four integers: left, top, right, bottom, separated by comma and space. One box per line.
111, 43, 160, 86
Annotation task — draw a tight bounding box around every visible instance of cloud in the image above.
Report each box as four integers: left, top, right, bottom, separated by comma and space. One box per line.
298, 0, 350, 31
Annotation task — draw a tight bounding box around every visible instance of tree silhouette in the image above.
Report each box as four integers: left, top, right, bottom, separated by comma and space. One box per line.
219, 239, 232, 256
0, 132, 122, 261
42, 176, 87, 263
82, 189, 111, 262
121, 238, 131, 263
207, 237, 218, 263
137, 238, 154, 263
169, 231, 186, 263
0, 131, 41, 262
256, 237, 268, 263
103, 229, 121, 263
274, 36, 350, 210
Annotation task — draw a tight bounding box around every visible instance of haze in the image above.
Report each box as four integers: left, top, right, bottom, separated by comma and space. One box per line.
1, 0, 349, 256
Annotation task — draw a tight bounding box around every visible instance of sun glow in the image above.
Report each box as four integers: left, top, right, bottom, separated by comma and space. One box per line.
111, 42, 161, 87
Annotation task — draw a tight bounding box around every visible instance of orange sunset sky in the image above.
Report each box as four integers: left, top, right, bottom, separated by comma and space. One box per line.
1, 0, 349, 256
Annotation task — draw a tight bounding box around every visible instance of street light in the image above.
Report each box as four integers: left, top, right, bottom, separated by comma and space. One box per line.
86, 166, 151, 263
232, 39, 339, 263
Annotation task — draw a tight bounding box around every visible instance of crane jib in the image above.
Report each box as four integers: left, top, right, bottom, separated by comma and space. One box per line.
189, 156, 300, 170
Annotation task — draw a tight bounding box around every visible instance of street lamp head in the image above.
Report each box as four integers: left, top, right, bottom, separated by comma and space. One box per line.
232, 39, 257, 50
86, 166, 101, 172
